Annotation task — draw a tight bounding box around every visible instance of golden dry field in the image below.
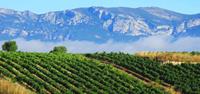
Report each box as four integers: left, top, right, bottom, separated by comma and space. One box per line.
0, 79, 33, 94
136, 52, 200, 64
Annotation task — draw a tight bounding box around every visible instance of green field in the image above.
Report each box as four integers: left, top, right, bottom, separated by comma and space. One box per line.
86, 52, 200, 94
0, 52, 167, 94
1, 51, 200, 94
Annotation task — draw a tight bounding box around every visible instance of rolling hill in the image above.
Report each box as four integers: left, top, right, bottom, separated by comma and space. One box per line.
0, 52, 168, 94
86, 52, 200, 94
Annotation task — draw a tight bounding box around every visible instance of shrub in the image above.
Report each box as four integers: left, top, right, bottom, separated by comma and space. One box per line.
50, 46, 67, 53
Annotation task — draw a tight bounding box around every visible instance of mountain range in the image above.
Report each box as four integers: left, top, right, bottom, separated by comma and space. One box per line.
0, 7, 200, 43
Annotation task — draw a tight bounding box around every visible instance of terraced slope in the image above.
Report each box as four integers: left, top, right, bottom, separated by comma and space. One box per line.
86, 52, 200, 94
0, 52, 167, 94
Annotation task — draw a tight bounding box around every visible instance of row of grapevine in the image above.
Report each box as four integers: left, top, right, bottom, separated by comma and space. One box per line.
0, 52, 168, 94
86, 52, 200, 94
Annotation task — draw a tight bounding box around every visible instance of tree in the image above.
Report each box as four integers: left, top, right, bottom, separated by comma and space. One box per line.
2, 41, 18, 52
50, 46, 67, 53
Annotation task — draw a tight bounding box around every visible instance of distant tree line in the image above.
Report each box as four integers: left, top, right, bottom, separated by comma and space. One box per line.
1, 41, 67, 53
190, 51, 200, 55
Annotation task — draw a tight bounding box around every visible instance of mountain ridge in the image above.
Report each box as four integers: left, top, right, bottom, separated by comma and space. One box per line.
0, 7, 200, 43
1, 7, 199, 15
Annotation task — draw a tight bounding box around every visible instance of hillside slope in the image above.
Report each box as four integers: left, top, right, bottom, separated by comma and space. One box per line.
86, 52, 200, 94
0, 52, 168, 94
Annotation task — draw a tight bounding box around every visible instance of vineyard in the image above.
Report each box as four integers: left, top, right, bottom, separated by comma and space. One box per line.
0, 52, 168, 94
86, 52, 200, 94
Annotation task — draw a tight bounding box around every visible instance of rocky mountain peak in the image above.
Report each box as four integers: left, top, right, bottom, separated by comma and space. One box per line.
0, 7, 200, 42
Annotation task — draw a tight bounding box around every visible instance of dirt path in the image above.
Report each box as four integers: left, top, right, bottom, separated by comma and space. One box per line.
101, 60, 181, 94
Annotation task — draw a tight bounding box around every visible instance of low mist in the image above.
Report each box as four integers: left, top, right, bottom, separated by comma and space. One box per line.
0, 36, 200, 53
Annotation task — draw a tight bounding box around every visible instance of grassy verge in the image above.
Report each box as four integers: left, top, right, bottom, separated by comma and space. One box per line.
0, 79, 33, 94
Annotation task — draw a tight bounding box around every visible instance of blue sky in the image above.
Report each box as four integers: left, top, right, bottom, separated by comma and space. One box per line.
0, 0, 200, 14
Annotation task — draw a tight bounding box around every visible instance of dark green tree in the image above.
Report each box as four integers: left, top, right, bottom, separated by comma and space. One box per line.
50, 46, 67, 53
191, 51, 200, 55
2, 41, 18, 52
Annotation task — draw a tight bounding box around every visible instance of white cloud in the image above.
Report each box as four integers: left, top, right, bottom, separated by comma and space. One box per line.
0, 36, 200, 53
